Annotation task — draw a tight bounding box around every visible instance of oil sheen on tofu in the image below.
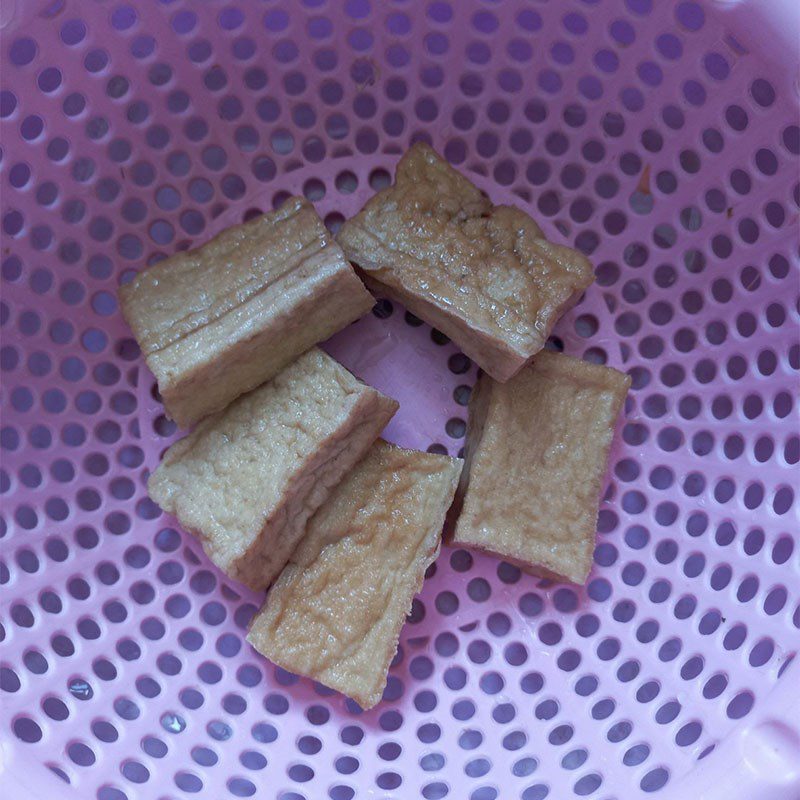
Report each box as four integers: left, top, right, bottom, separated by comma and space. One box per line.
148, 349, 398, 591
120, 196, 374, 427
248, 441, 462, 709
337, 143, 594, 382
452, 351, 630, 584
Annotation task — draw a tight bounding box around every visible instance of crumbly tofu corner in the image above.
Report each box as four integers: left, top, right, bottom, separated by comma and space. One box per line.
247, 441, 463, 709
451, 351, 630, 584
148, 348, 398, 591
120, 196, 374, 427
337, 143, 594, 382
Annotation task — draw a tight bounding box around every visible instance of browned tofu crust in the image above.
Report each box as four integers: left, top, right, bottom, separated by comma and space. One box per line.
148, 349, 398, 591
247, 441, 462, 709
451, 351, 630, 584
337, 144, 594, 382
120, 197, 374, 427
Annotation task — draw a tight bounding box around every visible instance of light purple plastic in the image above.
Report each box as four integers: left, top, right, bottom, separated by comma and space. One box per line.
1, 1, 798, 799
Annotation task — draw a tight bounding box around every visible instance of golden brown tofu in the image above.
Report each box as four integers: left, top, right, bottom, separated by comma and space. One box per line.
337, 143, 594, 382
148, 349, 398, 591
120, 197, 374, 427
247, 441, 462, 709
451, 351, 630, 584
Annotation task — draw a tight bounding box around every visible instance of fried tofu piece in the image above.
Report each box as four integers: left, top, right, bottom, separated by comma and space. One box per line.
337, 143, 594, 382
148, 349, 398, 591
451, 351, 630, 584
120, 197, 374, 427
247, 441, 462, 709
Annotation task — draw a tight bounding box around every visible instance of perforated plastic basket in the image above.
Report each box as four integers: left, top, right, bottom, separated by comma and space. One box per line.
2, 1, 799, 799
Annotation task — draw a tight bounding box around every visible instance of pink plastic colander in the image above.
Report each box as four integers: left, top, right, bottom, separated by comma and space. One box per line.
2, 1, 799, 799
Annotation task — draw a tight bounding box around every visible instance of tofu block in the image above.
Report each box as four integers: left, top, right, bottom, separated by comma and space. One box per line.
247, 441, 462, 709
337, 143, 594, 382
148, 349, 398, 590
451, 351, 630, 584
120, 197, 375, 427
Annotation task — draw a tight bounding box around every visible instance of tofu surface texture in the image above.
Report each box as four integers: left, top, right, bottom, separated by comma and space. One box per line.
247, 441, 463, 709
148, 349, 398, 591
452, 351, 630, 584
120, 196, 374, 427
337, 143, 594, 382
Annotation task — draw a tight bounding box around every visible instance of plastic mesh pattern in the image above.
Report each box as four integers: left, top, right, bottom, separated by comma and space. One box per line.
1, 1, 798, 799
